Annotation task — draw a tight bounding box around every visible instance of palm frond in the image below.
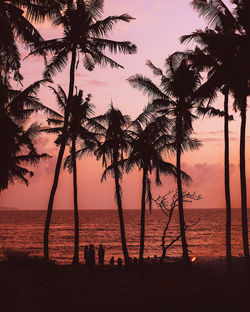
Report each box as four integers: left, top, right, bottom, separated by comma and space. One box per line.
128, 75, 167, 99
89, 14, 135, 37
48, 86, 66, 112
43, 48, 69, 78
82, 53, 95, 71
91, 38, 137, 55
85, 0, 104, 20
146, 60, 164, 77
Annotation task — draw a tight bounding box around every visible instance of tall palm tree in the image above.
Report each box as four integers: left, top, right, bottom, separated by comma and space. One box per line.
0, 78, 51, 191
125, 115, 189, 264
90, 104, 131, 265
181, 27, 236, 273
0, 0, 64, 81
128, 54, 202, 264
188, 0, 250, 273
29, 0, 137, 262
42, 85, 96, 264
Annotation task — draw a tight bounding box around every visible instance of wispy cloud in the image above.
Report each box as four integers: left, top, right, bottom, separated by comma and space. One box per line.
87, 80, 110, 87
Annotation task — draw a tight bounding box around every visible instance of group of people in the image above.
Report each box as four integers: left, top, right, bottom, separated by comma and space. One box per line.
84, 244, 105, 267
83, 244, 124, 267
83, 244, 159, 267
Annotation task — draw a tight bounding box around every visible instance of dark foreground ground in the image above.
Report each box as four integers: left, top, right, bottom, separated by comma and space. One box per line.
0, 259, 250, 312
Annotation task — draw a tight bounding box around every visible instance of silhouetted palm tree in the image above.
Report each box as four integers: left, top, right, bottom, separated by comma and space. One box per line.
181, 29, 236, 273
0, 78, 51, 191
0, 0, 64, 81
128, 54, 202, 264
125, 115, 189, 264
90, 104, 131, 265
28, 0, 137, 262
189, 0, 250, 273
42, 85, 96, 264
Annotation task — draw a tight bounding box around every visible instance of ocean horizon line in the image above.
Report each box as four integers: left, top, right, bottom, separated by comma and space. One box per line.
0, 207, 245, 211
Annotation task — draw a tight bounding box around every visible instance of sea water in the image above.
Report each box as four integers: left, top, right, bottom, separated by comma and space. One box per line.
0, 209, 247, 264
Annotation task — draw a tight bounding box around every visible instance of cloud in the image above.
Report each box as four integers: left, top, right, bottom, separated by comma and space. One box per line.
199, 130, 235, 136
150, 161, 240, 209
200, 137, 237, 143
75, 72, 88, 78
200, 137, 222, 143
87, 80, 110, 87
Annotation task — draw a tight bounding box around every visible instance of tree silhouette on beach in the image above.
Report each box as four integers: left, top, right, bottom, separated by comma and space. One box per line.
0, 78, 51, 191
181, 21, 238, 273
28, 0, 137, 262
42, 85, 96, 264
128, 54, 202, 264
91, 104, 131, 265
188, 0, 250, 275
125, 115, 188, 264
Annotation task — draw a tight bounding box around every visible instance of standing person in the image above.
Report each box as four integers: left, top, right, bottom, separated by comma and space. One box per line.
98, 244, 105, 265
83, 245, 89, 266
109, 257, 115, 266
89, 244, 95, 267
117, 257, 122, 268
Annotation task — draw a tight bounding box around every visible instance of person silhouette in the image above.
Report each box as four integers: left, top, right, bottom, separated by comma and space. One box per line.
117, 257, 122, 267
109, 256, 115, 266
98, 244, 105, 265
89, 244, 95, 267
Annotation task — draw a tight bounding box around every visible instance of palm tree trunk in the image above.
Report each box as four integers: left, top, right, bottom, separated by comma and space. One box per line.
240, 100, 250, 275
44, 47, 77, 263
224, 87, 232, 274
176, 147, 190, 264
114, 161, 130, 265
72, 137, 79, 265
139, 168, 147, 264
176, 115, 190, 264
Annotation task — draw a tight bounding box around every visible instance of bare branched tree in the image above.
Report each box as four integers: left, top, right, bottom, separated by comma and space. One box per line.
153, 190, 202, 262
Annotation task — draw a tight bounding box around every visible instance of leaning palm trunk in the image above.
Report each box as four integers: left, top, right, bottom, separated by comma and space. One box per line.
139, 168, 147, 264
72, 136, 80, 264
114, 162, 130, 265
44, 48, 77, 263
239, 100, 250, 275
223, 87, 232, 273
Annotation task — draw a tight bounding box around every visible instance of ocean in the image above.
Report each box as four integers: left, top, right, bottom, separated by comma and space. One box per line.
0, 209, 248, 264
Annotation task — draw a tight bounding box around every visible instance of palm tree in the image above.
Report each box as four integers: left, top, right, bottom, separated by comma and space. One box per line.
42, 85, 96, 264
0, 0, 64, 81
180, 27, 236, 273
28, 0, 137, 262
0, 122, 50, 192
0, 78, 51, 191
128, 54, 202, 264
188, 0, 250, 273
125, 115, 189, 264
90, 104, 131, 265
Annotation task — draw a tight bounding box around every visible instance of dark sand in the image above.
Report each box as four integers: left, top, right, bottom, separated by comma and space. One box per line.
0, 259, 249, 312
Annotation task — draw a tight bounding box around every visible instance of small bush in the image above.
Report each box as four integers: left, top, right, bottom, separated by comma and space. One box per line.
2, 248, 54, 266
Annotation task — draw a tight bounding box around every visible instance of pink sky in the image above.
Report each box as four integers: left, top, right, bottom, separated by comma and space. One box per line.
1, 0, 249, 210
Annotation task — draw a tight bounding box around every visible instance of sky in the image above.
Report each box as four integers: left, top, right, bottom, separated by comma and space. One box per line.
1, 0, 249, 210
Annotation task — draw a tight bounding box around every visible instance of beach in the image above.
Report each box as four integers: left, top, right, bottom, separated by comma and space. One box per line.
1, 258, 249, 312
